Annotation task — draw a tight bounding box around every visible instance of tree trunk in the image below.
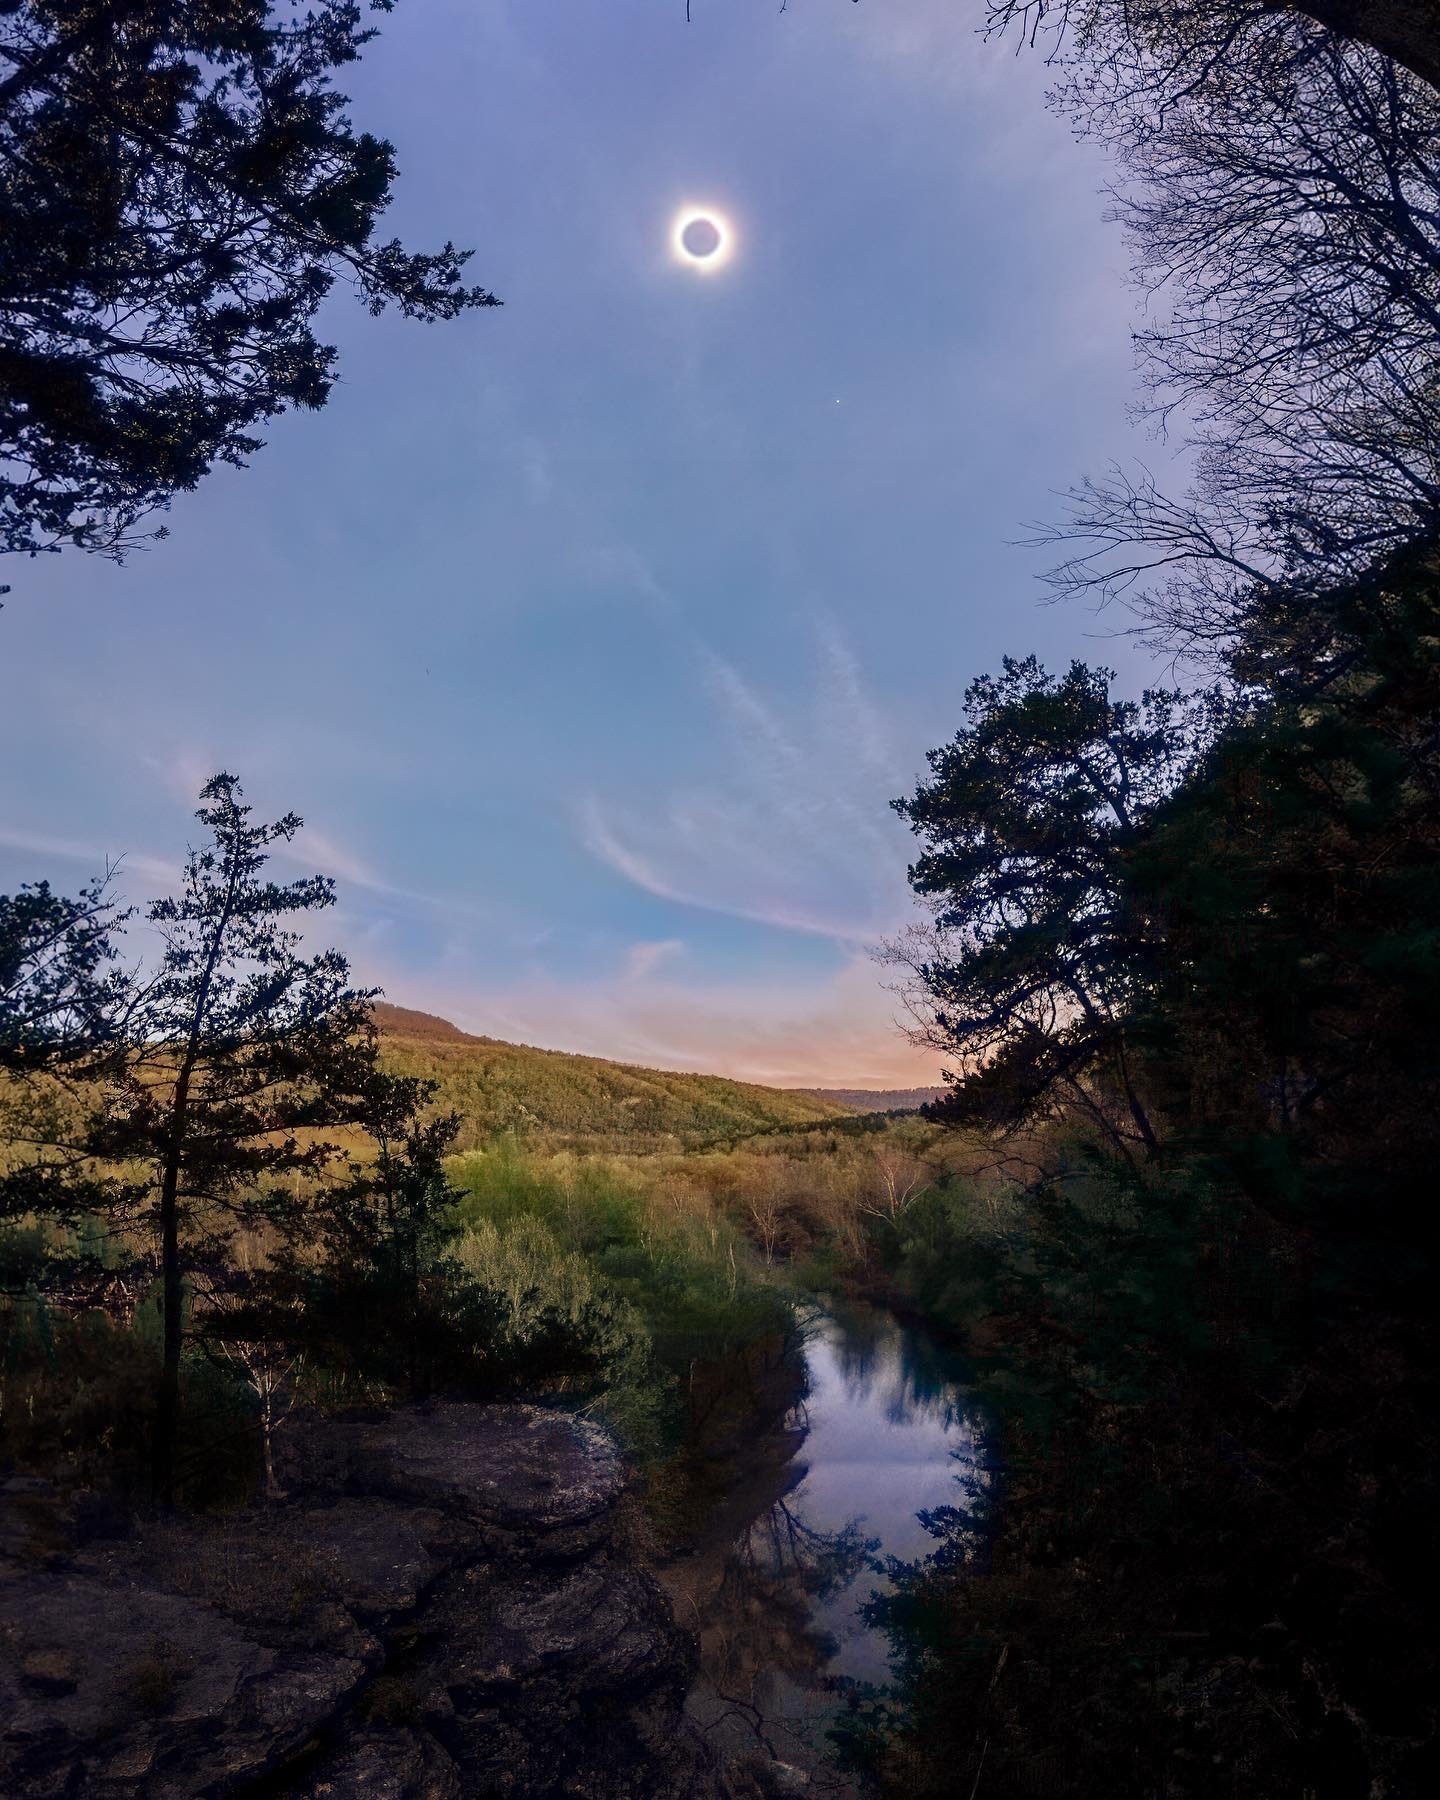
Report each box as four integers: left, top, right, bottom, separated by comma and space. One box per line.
260, 1382, 286, 1502
151, 1085, 187, 1505
1116, 1040, 1161, 1156
150, 838, 242, 1502
1298, 0, 1440, 97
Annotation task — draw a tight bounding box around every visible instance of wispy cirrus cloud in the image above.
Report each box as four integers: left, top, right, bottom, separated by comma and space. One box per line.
580, 624, 917, 946
623, 937, 685, 981
135, 746, 506, 930
271, 827, 515, 939
0, 812, 482, 946
0, 825, 174, 891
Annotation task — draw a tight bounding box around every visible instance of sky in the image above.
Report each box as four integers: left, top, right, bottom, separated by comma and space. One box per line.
0, 0, 1183, 1088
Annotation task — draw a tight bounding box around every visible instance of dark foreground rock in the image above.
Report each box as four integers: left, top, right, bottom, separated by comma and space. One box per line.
0, 1404, 763, 1798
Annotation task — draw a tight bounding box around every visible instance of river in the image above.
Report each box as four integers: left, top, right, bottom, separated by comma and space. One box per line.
661, 1301, 986, 1790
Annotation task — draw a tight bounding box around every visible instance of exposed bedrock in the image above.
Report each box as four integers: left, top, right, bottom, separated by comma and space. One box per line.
0, 1403, 768, 1798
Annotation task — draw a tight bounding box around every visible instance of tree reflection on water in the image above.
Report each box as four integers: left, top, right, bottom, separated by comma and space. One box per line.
711, 1483, 883, 1694
681, 1479, 881, 1792
819, 1300, 973, 1433
669, 1304, 983, 1791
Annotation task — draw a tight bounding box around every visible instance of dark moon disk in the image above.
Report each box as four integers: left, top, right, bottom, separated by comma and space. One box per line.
681, 216, 722, 258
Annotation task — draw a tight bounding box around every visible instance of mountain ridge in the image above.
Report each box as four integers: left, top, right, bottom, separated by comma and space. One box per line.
372, 1003, 937, 1106
797, 1085, 946, 1114
370, 1002, 859, 1146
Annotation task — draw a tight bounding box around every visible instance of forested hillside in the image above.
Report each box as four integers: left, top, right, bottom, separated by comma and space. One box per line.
371, 1003, 854, 1146
799, 1084, 946, 1113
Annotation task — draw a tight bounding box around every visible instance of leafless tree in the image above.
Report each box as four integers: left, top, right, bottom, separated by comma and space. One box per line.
984, 0, 1440, 103
857, 1142, 931, 1225
744, 1175, 785, 1265
192, 1270, 303, 1503
1024, 16, 1440, 649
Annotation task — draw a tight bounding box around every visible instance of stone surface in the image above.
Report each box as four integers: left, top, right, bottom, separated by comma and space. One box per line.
301, 1728, 462, 1799
276, 1402, 623, 1538
450, 1558, 681, 1695
0, 1402, 720, 1798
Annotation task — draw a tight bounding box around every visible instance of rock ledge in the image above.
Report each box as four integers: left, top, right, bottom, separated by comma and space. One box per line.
0, 1403, 722, 1798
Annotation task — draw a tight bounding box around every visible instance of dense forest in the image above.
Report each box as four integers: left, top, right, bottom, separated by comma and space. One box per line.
834, 545, 1440, 1795
3, 1, 1439, 1796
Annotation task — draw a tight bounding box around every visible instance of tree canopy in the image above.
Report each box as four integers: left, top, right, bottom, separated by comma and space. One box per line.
0, 1, 496, 583
869, 545, 1440, 1800
0, 773, 391, 1496
0, 871, 130, 1072
890, 657, 1213, 1153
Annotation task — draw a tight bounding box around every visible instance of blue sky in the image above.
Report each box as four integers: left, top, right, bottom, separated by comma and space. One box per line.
0, 0, 1180, 1085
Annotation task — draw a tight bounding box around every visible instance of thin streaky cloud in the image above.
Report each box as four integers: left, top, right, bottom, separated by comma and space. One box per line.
816, 615, 903, 792
135, 754, 434, 913
0, 826, 174, 891
699, 650, 820, 834
271, 837, 506, 930
623, 938, 685, 981
579, 796, 883, 945
578, 623, 916, 946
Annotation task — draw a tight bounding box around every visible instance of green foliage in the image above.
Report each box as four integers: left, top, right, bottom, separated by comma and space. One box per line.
1136, 549, 1440, 1241
91, 772, 382, 1498
0, 772, 442, 1498
893, 656, 1216, 1152
373, 1005, 852, 1150
0, 790, 851, 1508
446, 1145, 800, 1465
449, 1139, 656, 1249
0, 874, 131, 1074
315, 1071, 464, 1399
302, 1192, 665, 1440
449, 1214, 662, 1444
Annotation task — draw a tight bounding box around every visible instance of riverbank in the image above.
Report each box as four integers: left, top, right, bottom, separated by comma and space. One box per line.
657, 1303, 984, 1795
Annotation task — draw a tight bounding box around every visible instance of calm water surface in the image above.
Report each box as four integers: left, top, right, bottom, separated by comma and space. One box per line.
671, 1302, 985, 1784
790, 1305, 982, 1684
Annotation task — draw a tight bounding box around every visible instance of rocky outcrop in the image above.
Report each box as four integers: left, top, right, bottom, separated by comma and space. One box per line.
0, 1404, 730, 1798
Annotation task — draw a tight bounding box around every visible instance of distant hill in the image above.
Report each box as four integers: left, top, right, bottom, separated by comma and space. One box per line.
371, 1004, 855, 1147
371, 1003, 476, 1043
797, 1086, 946, 1114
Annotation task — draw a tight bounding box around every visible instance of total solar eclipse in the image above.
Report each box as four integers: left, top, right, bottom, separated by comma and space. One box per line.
672, 208, 733, 271
682, 217, 720, 258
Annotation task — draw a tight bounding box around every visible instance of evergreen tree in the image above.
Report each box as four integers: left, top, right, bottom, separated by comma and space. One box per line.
1136, 543, 1440, 1228
0, 871, 139, 1252
862, 548, 1440, 1796
0, 871, 130, 1073
0, 1, 497, 583
92, 772, 375, 1499
890, 657, 1215, 1155
317, 1060, 461, 1398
